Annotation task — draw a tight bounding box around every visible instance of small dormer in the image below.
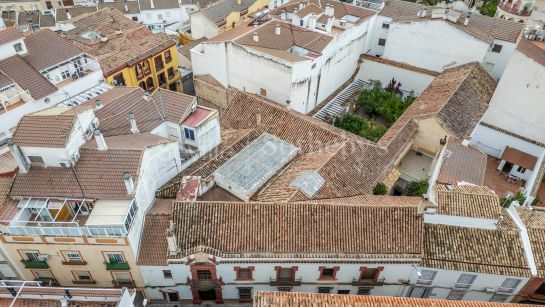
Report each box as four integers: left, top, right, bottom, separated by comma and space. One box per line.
0, 27, 27, 61
9, 106, 98, 171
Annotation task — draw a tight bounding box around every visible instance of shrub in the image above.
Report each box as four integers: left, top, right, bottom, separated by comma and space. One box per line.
333, 113, 388, 142
407, 179, 429, 196
356, 81, 416, 124
480, 0, 498, 16
373, 183, 388, 195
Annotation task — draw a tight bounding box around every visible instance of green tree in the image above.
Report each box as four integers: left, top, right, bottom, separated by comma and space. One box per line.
373, 183, 388, 195
480, 0, 498, 16
407, 180, 429, 196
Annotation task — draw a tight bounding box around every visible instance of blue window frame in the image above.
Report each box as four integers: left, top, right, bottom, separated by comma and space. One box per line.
184, 128, 195, 141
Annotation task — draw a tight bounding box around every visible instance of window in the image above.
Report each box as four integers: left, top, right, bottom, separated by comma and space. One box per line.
260, 88, 267, 97
113, 272, 132, 283
517, 166, 526, 173
197, 270, 212, 280
299, 20, 303, 26
337, 290, 350, 294
378, 38, 386, 46
455, 274, 476, 289
408, 286, 432, 298
184, 128, 195, 141
73, 271, 93, 281
154, 55, 164, 71
167, 126, 178, 138
163, 270, 172, 279
135, 64, 144, 79
416, 270, 437, 285
318, 287, 332, 294
112, 73, 125, 86
357, 287, 371, 295
167, 67, 175, 79
360, 267, 382, 280
277, 287, 291, 292
491, 44, 503, 53
132, 16, 138, 21
105, 252, 125, 264
382, 22, 390, 29
124, 200, 138, 231
146, 77, 154, 91
490, 294, 508, 303
166, 292, 178, 302
446, 289, 465, 300
498, 278, 522, 293
158, 72, 167, 86
13, 43, 22, 52
164, 50, 172, 63
61, 70, 71, 80
238, 287, 252, 301
318, 266, 339, 280
143, 60, 151, 75
278, 268, 293, 280
169, 83, 177, 91
28, 156, 44, 165
64, 251, 82, 262
24, 251, 40, 261
235, 267, 254, 280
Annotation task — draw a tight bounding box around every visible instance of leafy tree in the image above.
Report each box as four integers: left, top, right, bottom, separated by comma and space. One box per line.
356, 82, 416, 124
373, 183, 388, 195
333, 114, 388, 142
480, 0, 498, 16
407, 180, 429, 196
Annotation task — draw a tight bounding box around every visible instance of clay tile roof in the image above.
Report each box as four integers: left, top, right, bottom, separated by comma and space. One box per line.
201, 0, 256, 25
75, 87, 195, 137
178, 37, 206, 60
437, 138, 487, 185
518, 208, 545, 277
23, 29, 84, 71
380, 62, 496, 144
0, 55, 57, 100
253, 291, 539, 306
172, 200, 424, 258
517, 38, 545, 67
423, 223, 531, 277
17, 11, 56, 28
234, 21, 333, 57
296, 3, 323, 17
0, 175, 14, 205
55, 6, 97, 22
434, 184, 501, 219
0, 27, 22, 45
139, 0, 179, 10
360, 54, 440, 76
380, 0, 524, 43
98, 0, 140, 14
501, 146, 538, 170
64, 8, 176, 76
137, 198, 173, 266
13, 113, 76, 148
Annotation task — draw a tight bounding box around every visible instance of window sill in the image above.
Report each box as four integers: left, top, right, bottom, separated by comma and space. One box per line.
73, 280, 96, 285
62, 261, 87, 265
318, 277, 337, 281
234, 279, 254, 282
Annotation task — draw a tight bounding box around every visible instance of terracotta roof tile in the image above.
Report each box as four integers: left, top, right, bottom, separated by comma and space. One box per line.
361, 54, 440, 76
437, 138, 487, 185
516, 208, 545, 277
423, 223, 531, 277
139, 0, 179, 10
501, 146, 538, 170
23, 29, 84, 71
0, 55, 57, 100
98, 1, 140, 14
253, 291, 538, 306
380, 0, 524, 43
137, 198, 173, 266
172, 200, 424, 258
56, 6, 98, 21
434, 184, 501, 219
295, 3, 323, 17
201, 0, 256, 25
517, 38, 545, 67
0, 27, 22, 45
13, 113, 76, 148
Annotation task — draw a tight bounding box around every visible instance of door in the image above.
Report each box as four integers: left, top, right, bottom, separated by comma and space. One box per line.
502, 161, 514, 173
166, 291, 179, 302
199, 289, 216, 301
408, 286, 431, 298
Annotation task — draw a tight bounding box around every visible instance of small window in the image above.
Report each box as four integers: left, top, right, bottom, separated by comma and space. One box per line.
455, 273, 476, 289
28, 156, 44, 165
163, 270, 172, 279
446, 289, 465, 300
64, 251, 82, 262
311, 63, 316, 69
238, 287, 252, 301
158, 72, 167, 86
490, 294, 508, 303
260, 88, 267, 97
277, 287, 291, 292
112, 73, 125, 86
499, 278, 522, 293
319, 266, 339, 280
24, 251, 40, 261
166, 292, 178, 302
167, 126, 178, 138
105, 252, 125, 264
517, 166, 526, 173
317, 287, 332, 294
164, 50, 172, 63
382, 22, 390, 29
360, 268, 380, 280
146, 77, 154, 91
74, 271, 93, 281
235, 267, 253, 280
378, 38, 386, 46
167, 67, 175, 79
132, 16, 138, 21
417, 270, 437, 285
197, 270, 212, 280
61, 70, 71, 80
13, 43, 22, 52
299, 20, 303, 26
491, 44, 503, 53
184, 128, 195, 141
357, 287, 371, 295
154, 55, 164, 71
337, 290, 350, 294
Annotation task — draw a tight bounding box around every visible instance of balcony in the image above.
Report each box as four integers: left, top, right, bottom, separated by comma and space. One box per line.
112, 280, 135, 288
352, 277, 385, 287
106, 262, 130, 270
22, 260, 49, 269
499, 2, 532, 16
35, 277, 58, 286
188, 278, 222, 291
270, 278, 302, 287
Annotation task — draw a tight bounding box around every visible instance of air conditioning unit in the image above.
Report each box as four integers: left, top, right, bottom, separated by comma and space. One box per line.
37, 254, 49, 261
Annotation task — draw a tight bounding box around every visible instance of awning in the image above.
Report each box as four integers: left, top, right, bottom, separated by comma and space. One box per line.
86, 199, 132, 226
501, 147, 538, 170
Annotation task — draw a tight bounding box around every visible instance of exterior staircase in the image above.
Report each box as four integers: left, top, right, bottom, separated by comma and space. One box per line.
313, 79, 371, 122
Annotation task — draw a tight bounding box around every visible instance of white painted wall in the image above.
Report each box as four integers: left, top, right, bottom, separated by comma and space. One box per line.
140, 7, 185, 33
190, 11, 219, 39
0, 38, 27, 61
356, 59, 435, 95
482, 39, 517, 79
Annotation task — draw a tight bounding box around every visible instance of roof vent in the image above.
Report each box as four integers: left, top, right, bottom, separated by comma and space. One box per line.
124, 4, 129, 12
143, 91, 151, 101
123, 172, 135, 195
252, 32, 259, 42
93, 129, 108, 151
95, 99, 103, 110
100, 35, 108, 42
464, 14, 470, 26
275, 24, 281, 35
128, 112, 139, 134
66, 11, 72, 19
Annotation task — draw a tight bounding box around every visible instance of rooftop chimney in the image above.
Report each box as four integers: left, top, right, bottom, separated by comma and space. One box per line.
325, 4, 334, 17
237, 0, 241, 5
275, 24, 281, 35
128, 112, 139, 134
124, 3, 129, 12
253, 32, 259, 42
299, 2, 304, 9
308, 13, 317, 30
123, 172, 135, 195
150, 0, 155, 9
326, 16, 334, 34
7, 139, 29, 173
166, 223, 178, 256
66, 11, 72, 19
95, 99, 103, 110
93, 129, 108, 151
143, 91, 151, 101
464, 14, 470, 26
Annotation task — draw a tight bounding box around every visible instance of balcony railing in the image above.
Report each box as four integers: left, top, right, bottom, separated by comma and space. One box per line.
112, 280, 135, 288
22, 260, 49, 269
497, 287, 517, 294
4, 223, 128, 238
188, 278, 222, 290
454, 282, 473, 289
269, 277, 302, 286
352, 277, 385, 286
106, 262, 130, 270
416, 278, 434, 286
35, 277, 58, 286
500, 2, 532, 16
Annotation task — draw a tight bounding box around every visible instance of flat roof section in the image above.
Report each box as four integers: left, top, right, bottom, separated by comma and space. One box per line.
213, 133, 299, 202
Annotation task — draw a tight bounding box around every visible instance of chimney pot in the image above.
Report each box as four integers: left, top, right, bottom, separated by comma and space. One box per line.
93, 129, 108, 151
150, 0, 155, 8
123, 172, 135, 195
124, 3, 128, 12
252, 32, 259, 42
128, 112, 139, 134
95, 99, 103, 110
275, 24, 281, 35
143, 91, 151, 101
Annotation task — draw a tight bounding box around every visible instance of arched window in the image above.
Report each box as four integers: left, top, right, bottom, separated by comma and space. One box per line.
146, 77, 155, 91
135, 64, 144, 80
143, 60, 151, 75
138, 81, 146, 90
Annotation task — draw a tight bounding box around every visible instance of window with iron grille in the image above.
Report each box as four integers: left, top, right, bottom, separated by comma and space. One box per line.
197, 270, 212, 280
360, 268, 379, 280
446, 289, 465, 300
277, 287, 291, 292
455, 274, 476, 289
317, 287, 332, 294
164, 50, 172, 63
154, 55, 164, 71
163, 270, 172, 279
378, 38, 386, 46
357, 287, 371, 295
238, 287, 252, 301
490, 294, 508, 303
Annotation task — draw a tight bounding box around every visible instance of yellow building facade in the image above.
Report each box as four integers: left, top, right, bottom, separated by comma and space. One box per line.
105, 45, 181, 92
